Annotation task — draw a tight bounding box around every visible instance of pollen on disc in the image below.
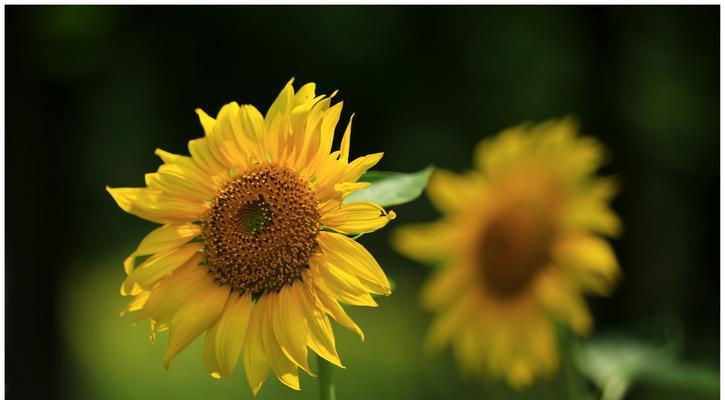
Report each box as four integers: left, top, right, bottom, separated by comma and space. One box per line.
202, 164, 320, 295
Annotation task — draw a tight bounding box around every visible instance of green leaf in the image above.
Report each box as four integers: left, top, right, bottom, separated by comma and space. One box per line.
344, 166, 434, 207
576, 334, 719, 400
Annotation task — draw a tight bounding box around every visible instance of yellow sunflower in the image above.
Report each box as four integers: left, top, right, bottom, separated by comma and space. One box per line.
107, 80, 395, 395
392, 117, 620, 388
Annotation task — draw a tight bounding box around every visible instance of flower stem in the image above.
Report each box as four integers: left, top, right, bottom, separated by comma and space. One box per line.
559, 325, 586, 400
318, 354, 336, 400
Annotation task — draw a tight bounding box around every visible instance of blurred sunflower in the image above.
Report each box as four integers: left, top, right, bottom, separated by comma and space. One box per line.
393, 118, 620, 388
107, 80, 395, 395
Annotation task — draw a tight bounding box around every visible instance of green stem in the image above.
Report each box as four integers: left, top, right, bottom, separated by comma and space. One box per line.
559, 326, 586, 400
318, 354, 336, 400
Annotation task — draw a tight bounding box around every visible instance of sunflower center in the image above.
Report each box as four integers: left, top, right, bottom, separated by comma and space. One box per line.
202, 164, 320, 295
478, 205, 554, 299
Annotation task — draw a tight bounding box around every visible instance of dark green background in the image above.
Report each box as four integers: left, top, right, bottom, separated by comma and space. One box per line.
6, 6, 719, 400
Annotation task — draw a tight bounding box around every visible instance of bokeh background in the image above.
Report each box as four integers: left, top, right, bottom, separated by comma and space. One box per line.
6, 5, 719, 400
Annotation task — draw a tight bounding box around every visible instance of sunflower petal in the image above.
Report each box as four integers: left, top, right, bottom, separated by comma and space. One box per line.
553, 234, 619, 295
297, 97, 331, 171
564, 199, 622, 237
236, 104, 266, 163
535, 272, 592, 334
107, 187, 208, 225
298, 284, 343, 367
315, 288, 364, 341
260, 293, 301, 390
196, 107, 216, 136
426, 291, 476, 352
272, 284, 312, 375
333, 182, 370, 198
188, 138, 228, 177
473, 124, 530, 176
121, 243, 202, 296
306, 102, 343, 174
134, 254, 208, 324
163, 281, 230, 369
120, 290, 151, 316
391, 221, 454, 263
243, 298, 271, 395
339, 152, 383, 183
317, 231, 391, 295
320, 202, 395, 234
203, 293, 253, 379
123, 223, 201, 274
426, 169, 483, 213
311, 255, 378, 306
264, 80, 296, 162
203, 327, 223, 379
154, 149, 222, 191
197, 103, 250, 169
421, 264, 474, 310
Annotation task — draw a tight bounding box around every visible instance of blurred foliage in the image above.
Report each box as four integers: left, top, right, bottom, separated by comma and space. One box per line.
6, 5, 719, 400
577, 333, 719, 400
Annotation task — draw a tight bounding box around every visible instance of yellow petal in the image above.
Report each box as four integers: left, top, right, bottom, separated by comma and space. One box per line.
264, 80, 296, 162
145, 163, 215, 202
315, 287, 364, 341
237, 104, 266, 162
474, 124, 530, 176
243, 298, 271, 395
426, 291, 475, 352
203, 293, 253, 379
155, 148, 185, 164
391, 221, 454, 263
292, 82, 316, 107
297, 97, 332, 171
121, 243, 202, 296
289, 89, 321, 164
261, 292, 301, 390
333, 182, 370, 198
313, 155, 348, 200
563, 178, 621, 237
196, 107, 216, 136
134, 255, 208, 324
271, 284, 312, 375
122, 223, 202, 274
317, 231, 391, 295
507, 360, 534, 388
120, 290, 151, 316
426, 169, 483, 213
188, 138, 228, 177
311, 255, 378, 306
553, 234, 619, 295
306, 102, 343, 175
209, 102, 252, 168
107, 187, 208, 225
316, 199, 341, 216
298, 284, 342, 367
535, 272, 592, 334
339, 114, 354, 163
154, 149, 223, 191
203, 329, 223, 379
339, 152, 383, 183
163, 281, 230, 369
524, 317, 558, 375
320, 201, 395, 234
420, 264, 474, 310
537, 118, 603, 179
451, 318, 483, 375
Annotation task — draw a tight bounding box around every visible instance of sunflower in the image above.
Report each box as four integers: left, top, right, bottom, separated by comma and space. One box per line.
107, 80, 395, 395
392, 118, 620, 388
